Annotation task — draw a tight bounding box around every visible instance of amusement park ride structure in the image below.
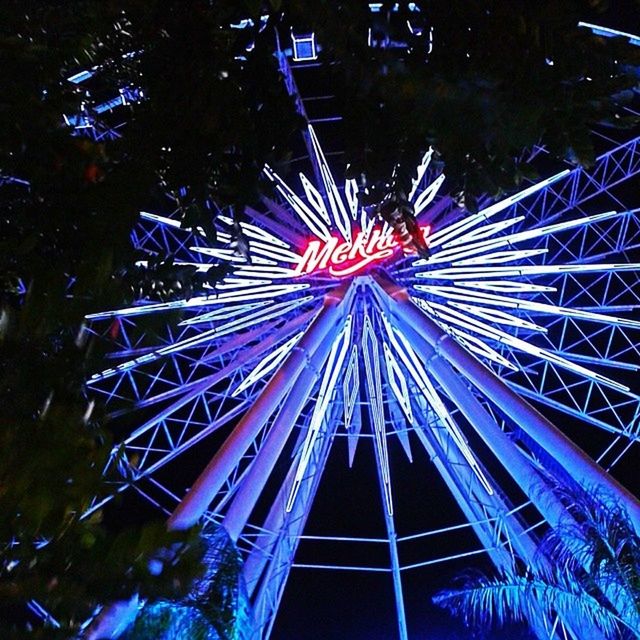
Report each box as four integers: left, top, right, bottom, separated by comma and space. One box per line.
80, 19, 640, 640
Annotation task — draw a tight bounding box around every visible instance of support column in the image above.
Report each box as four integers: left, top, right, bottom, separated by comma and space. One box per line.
247, 405, 341, 638
222, 343, 333, 541
168, 281, 352, 531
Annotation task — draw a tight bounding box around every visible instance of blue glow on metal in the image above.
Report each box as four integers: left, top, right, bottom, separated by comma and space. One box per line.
578, 21, 640, 46
425, 169, 570, 248
362, 314, 394, 515
291, 33, 318, 62
382, 343, 414, 423
308, 125, 353, 242
287, 315, 353, 512
68, 70, 94, 84
232, 332, 304, 396
409, 147, 434, 201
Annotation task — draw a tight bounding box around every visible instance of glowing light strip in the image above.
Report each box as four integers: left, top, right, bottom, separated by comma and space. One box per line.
299, 173, 332, 225
442, 215, 525, 248
383, 343, 414, 423
140, 211, 181, 228
308, 125, 352, 242
454, 281, 555, 294
453, 248, 548, 267
425, 169, 570, 248
414, 174, 445, 215
417, 210, 620, 266
578, 21, 640, 46
363, 316, 393, 515
90, 296, 314, 382
380, 315, 493, 495
417, 298, 631, 393
134, 260, 210, 272
418, 262, 640, 280
447, 326, 518, 371
87, 283, 310, 320
263, 164, 332, 241
343, 345, 360, 431
213, 279, 273, 289
345, 178, 360, 220
447, 301, 547, 332
415, 284, 640, 329
287, 316, 353, 512
232, 265, 299, 279
139, 212, 287, 265
217, 215, 292, 249
179, 301, 270, 326
409, 148, 434, 202
232, 332, 304, 396
189, 246, 278, 266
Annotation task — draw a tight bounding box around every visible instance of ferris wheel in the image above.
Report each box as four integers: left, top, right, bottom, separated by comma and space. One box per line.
86, 117, 640, 638
83, 30, 640, 640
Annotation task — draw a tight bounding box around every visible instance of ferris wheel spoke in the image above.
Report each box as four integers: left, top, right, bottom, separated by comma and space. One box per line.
405, 393, 554, 593
421, 210, 622, 267
263, 164, 333, 241
426, 170, 570, 249
362, 315, 394, 515
244, 204, 307, 247
376, 312, 494, 495
495, 135, 640, 229
413, 261, 640, 280
533, 208, 640, 265
88, 297, 317, 384
415, 283, 640, 330
411, 296, 632, 394
307, 124, 352, 242
286, 315, 353, 512
105, 309, 320, 430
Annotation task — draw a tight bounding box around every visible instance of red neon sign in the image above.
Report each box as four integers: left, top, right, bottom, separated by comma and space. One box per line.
293, 226, 431, 277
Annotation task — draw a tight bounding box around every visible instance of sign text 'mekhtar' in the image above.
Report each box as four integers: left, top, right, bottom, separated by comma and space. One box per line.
293, 226, 431, 278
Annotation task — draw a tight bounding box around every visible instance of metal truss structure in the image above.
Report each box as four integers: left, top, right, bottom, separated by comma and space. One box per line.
85, 24, 640, 640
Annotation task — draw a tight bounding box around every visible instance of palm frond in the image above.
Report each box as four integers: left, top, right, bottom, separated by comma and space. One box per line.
536, 482, 640, 626
433, 573, 627, 639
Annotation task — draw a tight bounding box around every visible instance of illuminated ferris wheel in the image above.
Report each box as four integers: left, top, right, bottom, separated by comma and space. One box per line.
85, 33, 640, 640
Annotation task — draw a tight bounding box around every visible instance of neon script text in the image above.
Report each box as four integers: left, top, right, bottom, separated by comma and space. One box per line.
294, 226, 431, 277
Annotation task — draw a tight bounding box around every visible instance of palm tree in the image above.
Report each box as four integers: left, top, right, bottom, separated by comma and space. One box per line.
433, 485, 640, 639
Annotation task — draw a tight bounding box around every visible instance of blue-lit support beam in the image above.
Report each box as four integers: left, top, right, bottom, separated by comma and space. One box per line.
409, 403, 582, 640
243, 404, 341, 638
167, 281, 352, 530
222, 342, 336, 541
373, 286, 612, 638
416, 355, 620, 638
374, 271, 640, 533
362, 319, 408, 640
578, 21, 640, 47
